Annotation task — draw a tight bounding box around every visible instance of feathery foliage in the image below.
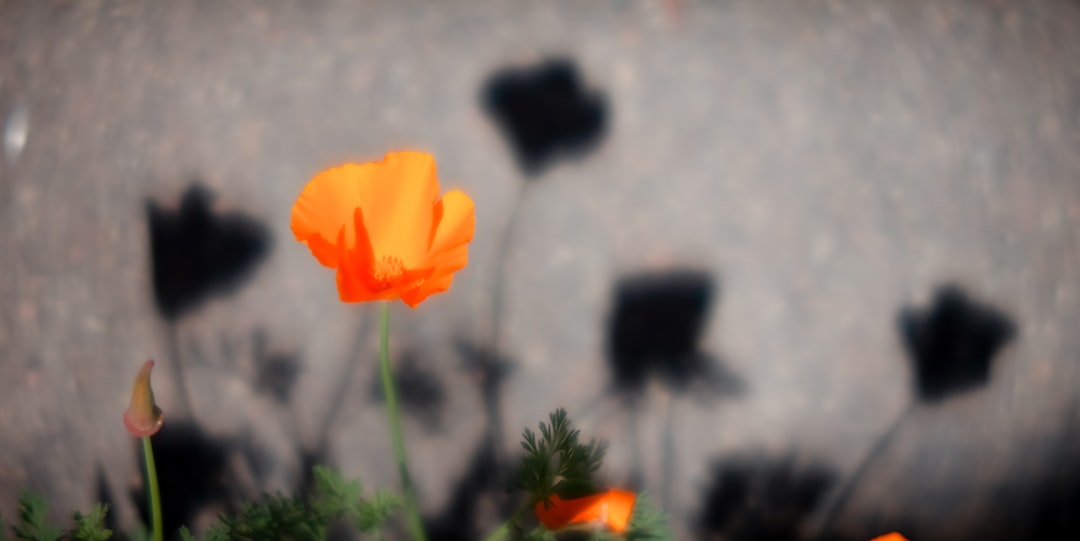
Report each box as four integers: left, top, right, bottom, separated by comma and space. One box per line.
71, 504, 112, 541
180, 466, 400, 540
510, 408, 607, 506
11, 492, 62, 541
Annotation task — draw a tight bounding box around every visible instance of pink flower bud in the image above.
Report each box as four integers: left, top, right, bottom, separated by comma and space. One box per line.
123, 360, 164, 438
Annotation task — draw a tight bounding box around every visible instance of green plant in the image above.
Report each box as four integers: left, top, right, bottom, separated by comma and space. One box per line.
180, 466, 400, 541
1, 492, 112, 541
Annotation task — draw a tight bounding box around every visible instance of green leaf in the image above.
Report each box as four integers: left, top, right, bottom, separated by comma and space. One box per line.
177, 526, 195, 541
12, 492, 62, 541
510, 409, 607, 504
204, 523, 231, 541
312, 465, 364, 520
217, 495, 324, 541
176, 466, 397, 540
355, 490, 402, 533
72, 504, 112, 541
624, 493, 673, 541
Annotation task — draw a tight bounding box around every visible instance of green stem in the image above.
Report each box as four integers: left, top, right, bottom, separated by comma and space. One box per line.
142, 436, 163, 541
482, 501, 533, 541
379, 302, 427, 541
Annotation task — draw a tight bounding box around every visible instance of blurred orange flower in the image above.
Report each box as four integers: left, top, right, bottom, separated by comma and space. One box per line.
535, 489, 636, 533
871, 533, 909, 541
123, 360, 164, 438
291, 151, 475, 307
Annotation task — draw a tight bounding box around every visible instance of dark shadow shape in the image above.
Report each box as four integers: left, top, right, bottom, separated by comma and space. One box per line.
456, 339, 516, 453
253, 329, 302, 404
295, 445, 332, 502
424, 437, 506, 541
131, 421, 233, 540
423, 341, 522, 541
1029, 473, 1080, 539
1007, 407, 1080, 540
147, 184, 271, 320
698, 454, 835, 541
899, 285, 1017, 402
607, 271, 743, 396
482, 58, 608, 175
818, 286, 1018, 539
370, 353, 446, 432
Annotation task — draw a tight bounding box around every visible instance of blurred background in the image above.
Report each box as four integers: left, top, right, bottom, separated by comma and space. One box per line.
2, 0, 1080, 539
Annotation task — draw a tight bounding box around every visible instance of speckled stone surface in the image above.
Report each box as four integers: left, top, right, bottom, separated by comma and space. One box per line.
2, 1, 1080, 539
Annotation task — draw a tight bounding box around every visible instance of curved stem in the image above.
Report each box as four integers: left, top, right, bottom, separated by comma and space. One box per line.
482, 501, 532, 541
166, 323, 194, 417
490, 186, 527, 355
142, 436, 163, 541
379, 302, 427, 541
815, 401, 916, 539
660, 393, 676, 510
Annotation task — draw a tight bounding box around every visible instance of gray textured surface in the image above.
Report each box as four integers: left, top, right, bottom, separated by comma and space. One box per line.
2, 0, 1080, 539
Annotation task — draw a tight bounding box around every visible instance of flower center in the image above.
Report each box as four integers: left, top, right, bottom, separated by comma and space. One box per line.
373, 255, 405, 283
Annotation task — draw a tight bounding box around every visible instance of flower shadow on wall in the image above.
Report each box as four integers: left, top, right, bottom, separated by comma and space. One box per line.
899, 285, 1017, 402
696, 454, 835, 541
816, 285, 1018, 539
601, 270, 746, 509
482, 57, 608, 177
606, 270, 744, 397
147, 184, 271, 321
146, 183, 272, 415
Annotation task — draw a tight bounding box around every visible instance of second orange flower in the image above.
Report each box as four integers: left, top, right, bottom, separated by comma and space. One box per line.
535, 490, 636, 533
291, 151, 475, 307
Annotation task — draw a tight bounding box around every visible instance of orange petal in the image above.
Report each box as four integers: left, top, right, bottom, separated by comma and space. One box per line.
336, 216, 379, 303
292, 151, 441, 267
870, 534, 909, 541
395, 189, 474, 307
123, 360, 164, 438
535, 490, 636, 533
399, 272, 454, 308
352, 151, 441, 264
425, 190, 475, 263
394, 190, 474, 307
305, 233, 341, 269
335, 208, 435, 302
292, 163, 364, 268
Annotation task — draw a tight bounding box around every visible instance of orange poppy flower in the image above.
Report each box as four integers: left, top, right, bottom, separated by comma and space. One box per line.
123, 360, 164, 438
535, 489, 636, 533
871, 533, 909, 541
291, 151, 475, 307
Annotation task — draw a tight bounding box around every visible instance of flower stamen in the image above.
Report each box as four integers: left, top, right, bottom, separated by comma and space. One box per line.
373, 255, 405, 283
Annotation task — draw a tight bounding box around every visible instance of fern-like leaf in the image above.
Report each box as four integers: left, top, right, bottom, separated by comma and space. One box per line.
356, 490, 402, 534
204, 523, 231, 541
11, 492, 62, 541
177, 526, 195, 541
72, 504, 112, 541
510, 409, 607, 505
